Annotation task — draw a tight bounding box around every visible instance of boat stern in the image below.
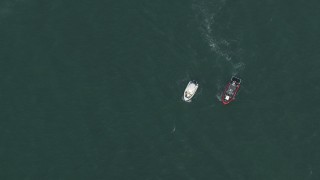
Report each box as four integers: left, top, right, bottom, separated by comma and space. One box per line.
222, 95, 231, 105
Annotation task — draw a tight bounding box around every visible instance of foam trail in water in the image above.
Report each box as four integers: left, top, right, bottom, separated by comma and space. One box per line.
192, 0, 232, 61
216, 93, 222, 102
215, 80, 223, 101
231, 62, 246, 75
193, 0, 246, 74
171, 119, 176, 133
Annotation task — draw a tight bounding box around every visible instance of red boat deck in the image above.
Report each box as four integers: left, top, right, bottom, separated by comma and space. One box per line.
221, 79, 241, 105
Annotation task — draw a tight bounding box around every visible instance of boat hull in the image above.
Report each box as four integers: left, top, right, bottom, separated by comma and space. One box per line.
221, 77, 241, 105
183, 81, 199, 102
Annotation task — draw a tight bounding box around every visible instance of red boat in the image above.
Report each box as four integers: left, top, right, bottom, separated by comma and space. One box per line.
222, 76, 241, 105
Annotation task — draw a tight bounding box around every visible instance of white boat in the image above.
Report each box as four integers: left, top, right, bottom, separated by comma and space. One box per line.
183, 80, 199, 102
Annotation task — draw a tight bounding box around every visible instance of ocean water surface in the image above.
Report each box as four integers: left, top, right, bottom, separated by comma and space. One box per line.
0, 0, 320, 179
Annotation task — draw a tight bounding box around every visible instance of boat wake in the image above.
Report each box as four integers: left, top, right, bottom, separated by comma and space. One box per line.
192, 0, 233, 60
171, 119, 176, 133
192, 0, 246, 74
215, 82, 223, 102
231, 62, 246, 76
216, 93, 222, 102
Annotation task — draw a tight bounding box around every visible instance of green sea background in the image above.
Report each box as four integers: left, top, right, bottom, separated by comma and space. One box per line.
0, 0, 320, 179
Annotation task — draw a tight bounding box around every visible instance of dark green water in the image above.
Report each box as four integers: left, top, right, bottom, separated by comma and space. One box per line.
1, 0, 320, 179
